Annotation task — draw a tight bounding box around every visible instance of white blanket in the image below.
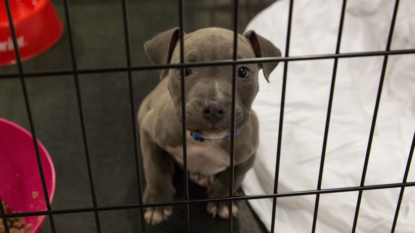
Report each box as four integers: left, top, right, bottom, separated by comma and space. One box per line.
242, 0, 415, 232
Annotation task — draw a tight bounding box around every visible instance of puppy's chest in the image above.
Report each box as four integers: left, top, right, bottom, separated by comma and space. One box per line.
165, 136, 230, 176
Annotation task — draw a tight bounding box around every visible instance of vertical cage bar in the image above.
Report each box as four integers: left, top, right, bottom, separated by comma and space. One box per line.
270, 0, 294, 232
120, 0, 147, 232
178, 0, 190, 232
228, 0, 239, 231
391, 132, 415, 232
351, 1, 400, 232
0, 197, 11, 233
61, 0, 102, 232
311, 0, 347, 232
4, 0, 57, 232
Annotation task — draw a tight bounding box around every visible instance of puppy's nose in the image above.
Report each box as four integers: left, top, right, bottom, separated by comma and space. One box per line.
202, 101, 226, 123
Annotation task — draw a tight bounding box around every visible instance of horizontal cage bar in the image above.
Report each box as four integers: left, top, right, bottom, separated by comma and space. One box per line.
1, 181, 414, 219
0, 49, 414, 79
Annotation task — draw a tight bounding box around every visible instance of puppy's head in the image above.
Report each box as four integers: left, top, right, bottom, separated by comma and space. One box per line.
144, 28, 281, 137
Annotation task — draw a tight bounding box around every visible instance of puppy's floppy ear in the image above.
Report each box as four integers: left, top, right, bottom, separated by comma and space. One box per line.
144, 28, 183, 78
244, 30, 281, 82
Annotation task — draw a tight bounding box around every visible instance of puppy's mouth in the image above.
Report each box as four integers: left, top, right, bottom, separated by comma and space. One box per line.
192, 128, 228, 137
188, 128, 240, 141
199, 133, 229, 140
183, 107, 247, 137
186, 118, 244, 138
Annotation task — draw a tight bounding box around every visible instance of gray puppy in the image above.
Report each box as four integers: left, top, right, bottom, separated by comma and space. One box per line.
138, 27, 281, 225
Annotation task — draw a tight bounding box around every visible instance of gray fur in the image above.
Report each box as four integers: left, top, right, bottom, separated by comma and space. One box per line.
138, 27, 280, 225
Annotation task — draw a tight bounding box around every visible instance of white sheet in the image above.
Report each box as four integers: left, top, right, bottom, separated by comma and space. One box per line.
241, 0, 415, 232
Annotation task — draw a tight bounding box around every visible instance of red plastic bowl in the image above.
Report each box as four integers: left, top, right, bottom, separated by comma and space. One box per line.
0, 118, 55, 233
0, 0, 64, 66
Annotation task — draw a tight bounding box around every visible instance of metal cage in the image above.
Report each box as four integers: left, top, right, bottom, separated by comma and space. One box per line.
0, 0, 414, 233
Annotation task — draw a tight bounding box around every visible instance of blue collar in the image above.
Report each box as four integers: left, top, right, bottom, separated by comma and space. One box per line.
191, 130, 241, 142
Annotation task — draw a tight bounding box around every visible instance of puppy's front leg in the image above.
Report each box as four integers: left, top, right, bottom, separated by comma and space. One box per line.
140, 130, 175, 225
206, 155, 256, 218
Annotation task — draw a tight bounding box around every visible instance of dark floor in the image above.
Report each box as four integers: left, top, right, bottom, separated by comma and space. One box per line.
0, 0, 274, 232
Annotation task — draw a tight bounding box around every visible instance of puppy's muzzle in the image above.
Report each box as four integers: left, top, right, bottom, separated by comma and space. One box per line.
202, 100, 226, 125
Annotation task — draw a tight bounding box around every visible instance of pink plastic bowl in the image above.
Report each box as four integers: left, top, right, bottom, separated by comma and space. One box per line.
0, 118, 55, 233
0, 0, 64, 66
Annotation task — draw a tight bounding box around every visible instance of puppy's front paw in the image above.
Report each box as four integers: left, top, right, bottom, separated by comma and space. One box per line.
206, 201, 238, 219
144, 206, 172, 225
143, 186, 174, 225
190, 173, 214, 187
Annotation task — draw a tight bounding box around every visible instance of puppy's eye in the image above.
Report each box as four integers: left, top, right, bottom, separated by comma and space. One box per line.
183, 67, 192, 77
177, 68, 192, 77
185, 68, 192, 77
237, 67, 250, 78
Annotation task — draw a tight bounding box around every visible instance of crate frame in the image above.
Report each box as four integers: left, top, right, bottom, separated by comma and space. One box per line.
1, 0, 414, 233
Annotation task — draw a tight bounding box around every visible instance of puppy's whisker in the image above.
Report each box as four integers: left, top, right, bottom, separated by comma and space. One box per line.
162, 109, 178, 116
161, 114, 177, 126
257, 118, 267, 127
